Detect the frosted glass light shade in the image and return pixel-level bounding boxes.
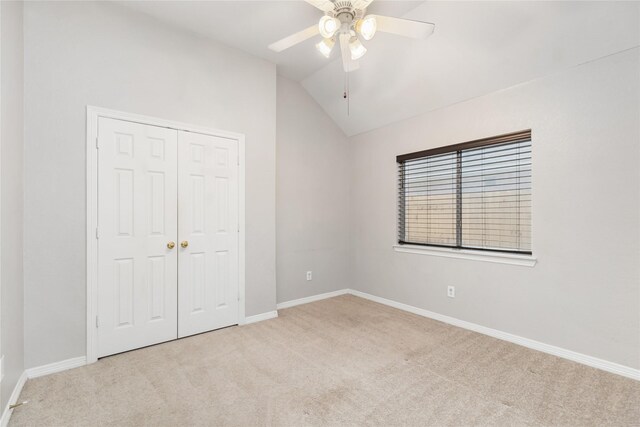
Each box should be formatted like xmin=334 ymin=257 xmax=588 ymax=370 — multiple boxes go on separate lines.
xmin=316 ymin=38 xmax=335 ymax=58
xmin=319 ymin=15 xmax=340 ymax=38
xmin=349 ymin=38 xmax=367 ymax=60
xmin=356 ymin=15 xmax=377 ymax=40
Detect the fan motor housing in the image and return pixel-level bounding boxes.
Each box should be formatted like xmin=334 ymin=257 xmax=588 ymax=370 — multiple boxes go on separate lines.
xmin=333 ymin=1 xmax=364 ymax=25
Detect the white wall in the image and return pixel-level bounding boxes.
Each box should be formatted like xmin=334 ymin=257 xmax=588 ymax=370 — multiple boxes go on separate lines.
xmin=350 ymin=48 xmax=640 ymax=369
xmin=1 ymin=0 xmax=25 ymax=410
xmin=23 ymin=1 xmax=276 ymax=368
xmin=276 ymin=76 xmax=351 ymax=303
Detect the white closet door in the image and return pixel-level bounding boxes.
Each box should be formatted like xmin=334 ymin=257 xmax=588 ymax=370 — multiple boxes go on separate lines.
xmin=97 ymin=118 xmax=178 ymax=357
xmin=177 ymin=131 xmax=239 ymax=338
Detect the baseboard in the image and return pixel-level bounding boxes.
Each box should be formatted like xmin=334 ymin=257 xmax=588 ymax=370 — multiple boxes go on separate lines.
xmin=1 ymin=357 xmax=88 ymax=425
xmin=244 ymin=310 xmax=278 ymax=325
xmin=0 ymin=370 xmax=28 ymax=427
xmin=277 ymin=289 xmax=351 ymax=310
xmin=25 ymin=356 xmax=87 ymax=379
xmin=8 ymin=287 xmax=636 ymax=413
xmin=349 ymin=289 xmax=640 ymax=381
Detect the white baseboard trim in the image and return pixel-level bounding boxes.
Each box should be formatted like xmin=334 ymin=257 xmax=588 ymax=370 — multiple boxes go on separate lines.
xmin=244 ymin=310 xmax=278 ymax=325
xmin=0 ymin=370 xmax=28 ymax=427
xmin=6 ymin=285 xmax=634 ymax=427
xmin=277 ymin=289 xmax=351 ymax=310
xmin=1 ymin=357 xmax=88 ymax=425
xmin=349 ymin=289 xmax=640 ymax=381
xmin=25 ymin=356 xmax=87 ymax=379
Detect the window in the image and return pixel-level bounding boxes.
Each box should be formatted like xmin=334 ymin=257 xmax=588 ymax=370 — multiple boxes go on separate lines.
xmin=397 ymin=130 xmax=531 ymax=254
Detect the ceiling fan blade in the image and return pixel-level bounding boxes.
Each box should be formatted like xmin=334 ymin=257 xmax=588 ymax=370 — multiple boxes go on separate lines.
xmin=268 ymin=25 xmax=320 ymax=52
xmin=373 ymin=15 xmax=435 ymax=39
xmin=339 ymin=33 xmax=359 ymax=72
xmin=305 ymin=0 xmax=335 ymax=12
xmin=352 ymin=0 xmax=373 ymax=11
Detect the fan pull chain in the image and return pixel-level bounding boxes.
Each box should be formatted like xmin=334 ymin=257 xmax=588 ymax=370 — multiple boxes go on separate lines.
xmin=343 ymin=70 xmax=350 ymax=116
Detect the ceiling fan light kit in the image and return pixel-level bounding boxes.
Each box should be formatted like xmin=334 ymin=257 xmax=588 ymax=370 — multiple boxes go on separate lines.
xmin=269 ymin=0 xmax=435 ymax=113
xmin=269 ymin=0 xmax=435 ymax=111
xmin=268 ymin=0 xmax=435 ymax=73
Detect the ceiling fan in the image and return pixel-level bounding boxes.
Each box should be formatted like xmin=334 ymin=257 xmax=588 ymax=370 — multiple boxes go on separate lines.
xmin=268 ymin=0 xmax=435 ymax=72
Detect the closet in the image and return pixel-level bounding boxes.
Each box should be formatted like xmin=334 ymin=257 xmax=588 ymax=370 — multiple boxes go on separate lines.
xmin=96 ymin=117 xmax=239 ymax=357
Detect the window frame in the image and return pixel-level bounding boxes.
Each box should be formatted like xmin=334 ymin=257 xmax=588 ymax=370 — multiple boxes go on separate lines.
xmin=397 ymin=130 xmax=532 ymax=256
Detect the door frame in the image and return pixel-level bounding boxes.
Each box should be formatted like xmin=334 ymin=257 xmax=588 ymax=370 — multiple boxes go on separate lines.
xmin=85 ymin=106 xmax=246 ymax=364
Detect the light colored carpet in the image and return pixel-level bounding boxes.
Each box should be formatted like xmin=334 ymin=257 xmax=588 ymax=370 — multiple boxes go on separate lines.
xmin=10 ymin=295 xmax=640 ymax=426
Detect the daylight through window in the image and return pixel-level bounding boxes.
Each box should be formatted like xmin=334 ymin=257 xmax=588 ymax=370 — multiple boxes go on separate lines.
xmin=397 ymin=130 xmax=532 ymax=254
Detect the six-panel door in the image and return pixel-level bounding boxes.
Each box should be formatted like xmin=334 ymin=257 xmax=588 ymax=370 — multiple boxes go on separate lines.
xmin=177 ymin=131 xmax=239 ymax=338
xmin=97 ymin=118 xmax=179 ymax=357
xmin=97 ymin=118 xmax=239 ymax=357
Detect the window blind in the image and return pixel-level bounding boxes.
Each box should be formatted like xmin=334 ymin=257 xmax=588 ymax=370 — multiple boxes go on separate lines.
xmin=398 ymin=130 xmax=531 ymax=254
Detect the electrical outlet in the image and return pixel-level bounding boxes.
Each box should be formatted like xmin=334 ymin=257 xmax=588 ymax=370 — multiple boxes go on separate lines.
xmin=447 ymin=286 xmax=455 ymax=298
xmin=306 ymin=271 xmax=313 ymax=281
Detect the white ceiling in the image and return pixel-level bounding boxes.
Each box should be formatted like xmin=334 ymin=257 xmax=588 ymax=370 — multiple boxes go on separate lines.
xmin=118 ymin=0 xmax=423 ymax=81
xmin=118 ymin=1 xmax=640 ymax=136
xmin=302 ymin=1 xmax=640 ymax=135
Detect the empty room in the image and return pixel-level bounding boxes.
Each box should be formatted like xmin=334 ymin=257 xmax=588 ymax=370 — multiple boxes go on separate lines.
xmin=0 ymin=0 xmax=639 ymax=425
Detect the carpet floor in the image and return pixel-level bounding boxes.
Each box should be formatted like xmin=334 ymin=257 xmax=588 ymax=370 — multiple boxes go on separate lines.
xmin=9 ymin=295 xmax=640 ymax=426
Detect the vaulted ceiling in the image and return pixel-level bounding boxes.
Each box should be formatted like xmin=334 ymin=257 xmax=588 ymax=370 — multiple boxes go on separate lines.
xmin=119 ymin=1 xmax=422 ymax=81
xmin=120 ymin=1 xmax=640 ymax=136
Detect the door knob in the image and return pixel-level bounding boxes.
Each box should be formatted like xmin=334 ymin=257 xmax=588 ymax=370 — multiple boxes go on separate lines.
xmin=181 ymin=241 xmax=189 ymax=248
xmin=167 ymin=241 xmax=176 ymax=249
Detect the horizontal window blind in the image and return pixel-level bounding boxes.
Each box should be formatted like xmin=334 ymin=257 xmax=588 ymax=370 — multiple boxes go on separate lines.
xmin=398 ymin=130 xmax=532 ymax=254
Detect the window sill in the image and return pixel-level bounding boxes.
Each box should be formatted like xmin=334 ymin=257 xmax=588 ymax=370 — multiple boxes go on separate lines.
xmin=392 ymin=244 xmax=537 ymax=267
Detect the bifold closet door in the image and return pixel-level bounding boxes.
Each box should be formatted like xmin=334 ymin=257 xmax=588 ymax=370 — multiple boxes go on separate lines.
xmin=177 ymin=131 xmax=239 ymax=338
xmin=97 ymin=118 xmax=179 ymax=358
